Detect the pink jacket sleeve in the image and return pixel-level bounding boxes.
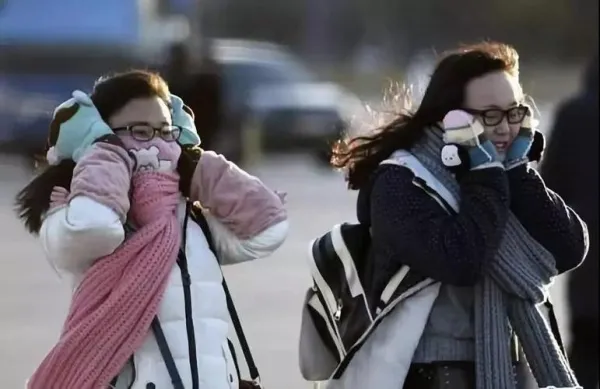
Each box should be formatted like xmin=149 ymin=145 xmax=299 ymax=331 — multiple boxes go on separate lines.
xmin=39 ymin=143 xmax=134 ymax=277
xmin=190 ymin=151 xmax=287 ymax=239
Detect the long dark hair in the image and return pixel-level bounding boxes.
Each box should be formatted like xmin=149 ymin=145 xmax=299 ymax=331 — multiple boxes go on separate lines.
xmin=332 ymin=41 xmax=520 ymax=190
xmin=15 ymin=70 xmax=202 ymax=234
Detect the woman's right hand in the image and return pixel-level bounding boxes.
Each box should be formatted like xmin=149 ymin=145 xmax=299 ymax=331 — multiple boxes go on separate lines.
xmin=51 ymin=90 xmax=113 ymax=163
xmin=68 ymin=141 xmax=136 ymax=223
xmin=442 ymin=110 xmax=500 ymax=170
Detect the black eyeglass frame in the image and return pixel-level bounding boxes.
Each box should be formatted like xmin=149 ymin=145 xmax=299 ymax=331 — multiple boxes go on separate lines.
xmin=463 ymin=105 xmax=529 ymax=127
xmin=112 ymin=124 xmax=183 ymax=142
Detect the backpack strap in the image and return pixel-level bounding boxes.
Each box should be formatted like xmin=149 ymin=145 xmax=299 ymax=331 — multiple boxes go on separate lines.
xmin=191 ymin=207 xmax=262 ymax=385
xmin=116 ymin=207 xmax=262 ymax=387
xmin=151 ymin=317 xmax=185 ymax=389
xmin=177 ymin=206 xmax=200 ymax=389
xmin=381 ymin=150 xmax=459 ymax=212
xmin=120 ymin=224 xmax=186 ymax=389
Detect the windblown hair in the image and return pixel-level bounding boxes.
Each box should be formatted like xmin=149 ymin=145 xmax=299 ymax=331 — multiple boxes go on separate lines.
xmin=332 ymin=41 xmax=520 ymax=190
xmin=15 ymin=70 xmax=202 ymax=234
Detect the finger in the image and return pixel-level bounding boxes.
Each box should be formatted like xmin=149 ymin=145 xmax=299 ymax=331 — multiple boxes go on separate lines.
xmin=50 ymin=186 xmax=70 ymax=209
xmin=71 ymin=90 xmax=93 ymax=106
xmin=443 ymin=110 xmax=474 ymax=130
xmin=170 ymin=94 xmax=184 ymax=109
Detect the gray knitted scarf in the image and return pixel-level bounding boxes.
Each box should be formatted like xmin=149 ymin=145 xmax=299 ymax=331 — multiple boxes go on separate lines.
xmin=409 ymin=127 xmax=578 ymax=389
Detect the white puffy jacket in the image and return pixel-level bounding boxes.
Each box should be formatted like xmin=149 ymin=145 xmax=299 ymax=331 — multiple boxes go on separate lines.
xmin=40 ymin=196 xmax=289 ymax=389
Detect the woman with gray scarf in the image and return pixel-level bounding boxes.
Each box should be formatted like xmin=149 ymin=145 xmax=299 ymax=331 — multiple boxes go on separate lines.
xmin=330 ymin=42 xmax=588 ymax=389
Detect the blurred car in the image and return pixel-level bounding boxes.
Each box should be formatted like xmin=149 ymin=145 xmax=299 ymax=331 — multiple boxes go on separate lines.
xmin=212 ymin=39 xmax=362 ymax=164
xmin=0 ymin=45 xmax=146 ymax=156
xmin=0 ymin=40 xmax=361 ymax=165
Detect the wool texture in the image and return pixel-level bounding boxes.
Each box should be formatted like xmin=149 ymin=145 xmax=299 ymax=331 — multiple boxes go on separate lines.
xmin=27 ymin=171 xmax=182 ymax=389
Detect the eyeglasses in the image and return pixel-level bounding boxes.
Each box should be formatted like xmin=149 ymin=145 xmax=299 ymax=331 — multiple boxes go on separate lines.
xmin=464 ymin=105 xmax=529 ymax=127
xmin=112 ymin=124 xmax=182 ymax=142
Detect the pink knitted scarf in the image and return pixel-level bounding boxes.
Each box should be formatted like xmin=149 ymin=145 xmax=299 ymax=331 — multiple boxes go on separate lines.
xmin=28 ymin=172 xmax=182 ymax=389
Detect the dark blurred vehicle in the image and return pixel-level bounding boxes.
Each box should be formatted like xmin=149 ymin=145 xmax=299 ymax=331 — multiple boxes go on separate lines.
xmin=0 ymin=45 xmax=146 ymax=157
xmin=0 ymin=40 xmax=361 ymax=165
xmin=211 ymin=39 xmax=361 ymax=164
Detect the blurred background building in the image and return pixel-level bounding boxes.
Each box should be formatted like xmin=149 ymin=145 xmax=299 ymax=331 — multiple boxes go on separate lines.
xmin=0 ymin=1 xmax=597 ymax=388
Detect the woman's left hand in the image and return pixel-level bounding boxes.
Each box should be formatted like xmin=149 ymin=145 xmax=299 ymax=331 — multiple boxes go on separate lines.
xmin=505 ymin=107 xmax=535 ymax=169
xmin=170 ymin=94 xmax=201 ymax=146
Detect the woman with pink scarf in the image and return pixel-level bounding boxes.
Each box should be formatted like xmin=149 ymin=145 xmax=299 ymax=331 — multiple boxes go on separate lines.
xmin=15 ymin=70 xmax=289 ymax=389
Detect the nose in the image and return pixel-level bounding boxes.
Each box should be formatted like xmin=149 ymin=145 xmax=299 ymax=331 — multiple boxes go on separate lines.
xmin=493 ymin=118 xmax=510 ymax=135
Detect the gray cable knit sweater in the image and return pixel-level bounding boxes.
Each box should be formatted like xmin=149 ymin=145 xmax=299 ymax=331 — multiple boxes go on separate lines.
xmin=357 ymin=162 xmax=587 ymax=363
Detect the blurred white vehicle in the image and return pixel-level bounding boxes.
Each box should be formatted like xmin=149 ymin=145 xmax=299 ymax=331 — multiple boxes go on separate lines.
xmin=212 ymin=39 xmax=363 ymax=164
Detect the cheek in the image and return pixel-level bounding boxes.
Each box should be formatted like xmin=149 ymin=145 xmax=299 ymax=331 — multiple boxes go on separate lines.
xmin=483 ymin=126 xmax=496 ymax=139
xmin=116 ymin=133 xmax=147 ymax=150
xmin=146 ymin=138 xmax=181 ymax=162
xmin=117 ymin=134 xmax=181 ymax=161
xmin=162 ymin=141 xmax=182 ymax=161
xmin=509 ymin=124 xmax=521 ymax=140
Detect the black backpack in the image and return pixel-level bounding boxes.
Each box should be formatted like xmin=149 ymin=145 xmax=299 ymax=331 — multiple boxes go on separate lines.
xmin=299 ymin=222 xmax=435 ymax=381
xmin=299 ymin=150 xmax=567 ymax=382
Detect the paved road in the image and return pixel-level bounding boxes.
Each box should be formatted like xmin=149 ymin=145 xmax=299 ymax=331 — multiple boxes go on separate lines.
xmin=0 ymin=150 xmax=573 ymax=389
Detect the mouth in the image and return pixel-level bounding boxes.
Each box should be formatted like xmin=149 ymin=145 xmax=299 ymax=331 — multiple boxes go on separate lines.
xmin=493 ymin=141 xmax=509 ymax=152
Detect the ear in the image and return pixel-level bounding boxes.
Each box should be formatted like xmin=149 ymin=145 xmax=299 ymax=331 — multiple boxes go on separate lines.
xmin=527 ymin=130 xmax=545 ymax=163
